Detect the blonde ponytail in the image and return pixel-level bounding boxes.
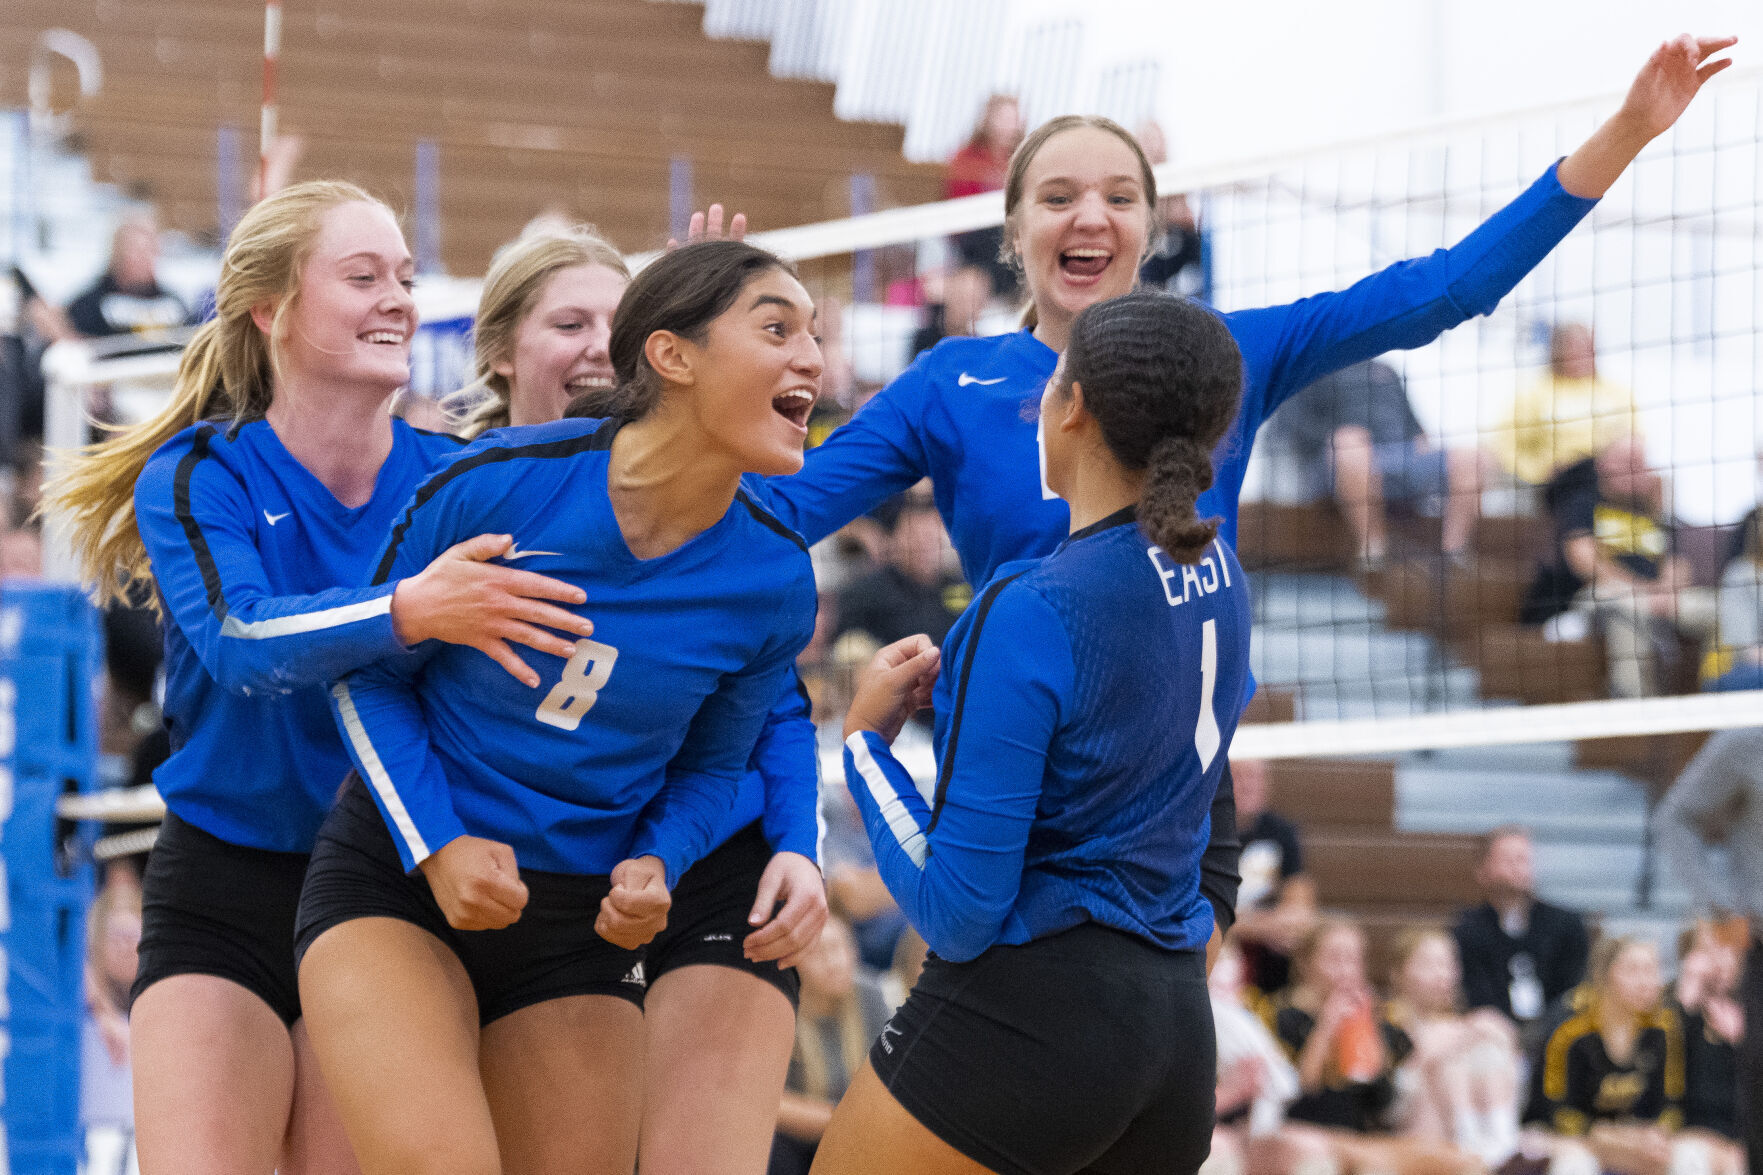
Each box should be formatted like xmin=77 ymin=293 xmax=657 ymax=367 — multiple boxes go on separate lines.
xmin=40 ymin=180 xmax=387 ymax=608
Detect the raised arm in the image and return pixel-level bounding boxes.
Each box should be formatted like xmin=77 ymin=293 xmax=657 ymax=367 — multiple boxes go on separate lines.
xmin=1230 ymin=33 xmax=1735 ymax=425
xmin=765 ymin=360 xmax=935 ymax=546
xmin=841 ymin=584 xmax=1069 ymax=962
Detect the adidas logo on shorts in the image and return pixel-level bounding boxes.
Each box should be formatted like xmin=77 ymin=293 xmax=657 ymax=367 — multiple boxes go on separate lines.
xmin=701 ymin=933 xmax=733 ymax=943
xmin=622 ymin=962 xmax=646 ymax=987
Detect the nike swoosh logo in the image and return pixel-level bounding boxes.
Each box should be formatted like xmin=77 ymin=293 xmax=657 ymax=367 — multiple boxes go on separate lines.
xmin=957 ymin=373 xmax=1007 ymax=386
xmin=263 ymin=510 xmax=289 ymax=526
xmin=503 ymin=543 xmax=562 ymax=561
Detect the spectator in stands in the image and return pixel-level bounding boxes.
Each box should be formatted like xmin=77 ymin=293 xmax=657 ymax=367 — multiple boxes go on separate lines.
xmin=1670 ymin=923 xmax=1744 ymax=1161
xmin=1534 ymin=937 xmax=1740 ymax=1175
xmin=0 ymin=524 xmax=42 ymax=580
xmin=1230 ymin=757 xmax=1317 ymax=995
xmin=834 ymin=498 xmax=968 ymax=651
xmin=1653 ymin=728 xmax=1763 ymax=1175
xmin=1204 ymin=941 xmax=1326 ymax=1175
xmin=1520 ymin=436 xmax=1719 ymax=697
xmin=1268 ymin=918 xmax=1481 ymax=1175
xmin=1499 ymin=323 xmax=1642 ymax=487
xmin=946 ymin=94 xmax=1023 ymax=298
xmin=822 ymin=779 xmax=909 ymax=974
xmin=769 ymin=917 xmax=894 ymax=1175
xmin=1275 ymin=359 xmax=1486 ymax=570
xmin=1134 ymin=121 xmax=1207 ymax=300
xmin=1453 ymin=826 xmax=1590 ymax=1034
xmin=908 ymin=264 xmax=992 ymax=360
xmin=1704 ymin=486 xmax=1763 ymax=691
xmin=66 ymin=211 xmax=192 ymax=340
xmin=82 ymin=881 xmax=140 ymax=1175
xmin=1 ymin=263 xmax=74 ymax=476
xmin=1385 ymin=928 xmax=1524 ymax=1166
xmin=1273 ymin=918 xmax=1413 ymax=1135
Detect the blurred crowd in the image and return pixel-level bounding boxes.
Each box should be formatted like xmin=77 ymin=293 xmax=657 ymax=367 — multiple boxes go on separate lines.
xmin=0 ymin=92 xmax=1757 ymax=1175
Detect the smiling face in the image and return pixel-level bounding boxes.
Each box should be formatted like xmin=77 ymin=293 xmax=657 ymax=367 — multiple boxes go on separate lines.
xmin=1012 ymin=125 xmax=1154 ymax=341
xmin=1397 ymin=933 xmax=1461 ymax=1015
xmin=672 ymin=267 xmax=822 ymax=476
xmin=498 ymin=262 xmax=627 ymax=426
xmin=273 ymin=200 xmax=417 ymax=397
xmin=1604 ymin=942 xmax=1663 ymax=1016
xmin=1307 ymin=924 xmax=1367 ymax=996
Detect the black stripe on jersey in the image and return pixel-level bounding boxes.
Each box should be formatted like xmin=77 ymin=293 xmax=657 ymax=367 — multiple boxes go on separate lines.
xmin=171 ymin=425 xmax=231 ymax=622
xmin=927 ymin=569 xmax=1029 ymax=833
xmin=411 ymin=426 xmax=470 ymax=446
xmin=734 ymin=488 xmax=808 ymax=554
xmin=1067 ymin=503 xmax=1138 ymax=544
xmin=371 ymin=418 xmax=621 ymax=585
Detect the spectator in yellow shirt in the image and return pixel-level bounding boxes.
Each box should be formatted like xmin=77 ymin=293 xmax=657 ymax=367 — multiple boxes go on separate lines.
xmin=1500 ymin=323 xmax=1643 ymax=485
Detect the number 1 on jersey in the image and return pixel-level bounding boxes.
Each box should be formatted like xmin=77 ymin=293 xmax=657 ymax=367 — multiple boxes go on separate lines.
xmin=1194 ymin=619 xmax=1220 ymax=770
xmin=536 ymin=638 xmax=619 ymax=730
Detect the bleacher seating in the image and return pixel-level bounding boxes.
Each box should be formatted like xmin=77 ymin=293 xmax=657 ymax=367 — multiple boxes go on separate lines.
xmin=0 ymin=0 xmax=944 ymax=272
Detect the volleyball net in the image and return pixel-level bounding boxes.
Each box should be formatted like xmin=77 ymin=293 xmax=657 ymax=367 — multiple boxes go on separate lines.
xmin=38 ymin=70 xmax=1763 ymax=771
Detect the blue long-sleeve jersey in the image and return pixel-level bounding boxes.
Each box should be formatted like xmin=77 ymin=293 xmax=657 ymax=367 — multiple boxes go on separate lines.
xmin=328 ymin=417 xmax=818 ymax=884
xmin=845 ymin=508 xmax=1252 ymax=962
xmin=136 ymin=418 xmax=466 ymax=852
xmin=768 ymin=162 xmax=1597 ymax=587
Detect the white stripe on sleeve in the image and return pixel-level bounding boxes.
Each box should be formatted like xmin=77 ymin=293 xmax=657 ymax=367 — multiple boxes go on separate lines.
xmin=331 ymin=681 xmax=431 ymax=864
xmin=845 ymin=732 xmax=927 ymax=868
xmin=221 ymin=594 xmax=393 ymax=640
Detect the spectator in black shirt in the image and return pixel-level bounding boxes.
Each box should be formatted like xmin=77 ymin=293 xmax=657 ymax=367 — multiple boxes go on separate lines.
xmin=1 ymin=264 xmax=73 ymax=473
xmin=1520 ymin=436 xmax=1719 ymax=696
xmin=1452 ymin=826 xmax=1589 ymax=1033
xmin=66 ymin=212 xmax=192 ymax=340
xmin=1274 ymin=358 xmax=1484 ymax=569
xmin=833 ymin=500 xmax=968 ymax=650
xmin=907 ymin=265 xmax=991 ymax=362
xmin=1134 ymin=122 xmax=1207 ymax=300
xmin=1230 ymin=758 xmax=1317 ymax=995
xmin=1671 ymin=925 xmax=1743 ymax=1151
xmin=1534 ymin=937 xmax=1742 ymax=1175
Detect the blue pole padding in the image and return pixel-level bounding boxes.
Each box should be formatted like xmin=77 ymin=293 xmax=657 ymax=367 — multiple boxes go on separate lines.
xmin=415 ymin=140 xmax=442 ymax=275
xmin=669 ymin=155 xmax=693 ymax=244
xmin=1 ymin=583 xmax=102 ymax=1175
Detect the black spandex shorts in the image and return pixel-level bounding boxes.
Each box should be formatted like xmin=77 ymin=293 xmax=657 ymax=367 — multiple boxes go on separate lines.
xmin=294 ymin=775 xmax=646 ymax=1026
xmin=132 ymin=810 xmax=309 ymax=1027
xmin=643 ymin=820 xmax=801 ymax=1006
xmin=871 ymin=922 xmax=1215 ymax=1175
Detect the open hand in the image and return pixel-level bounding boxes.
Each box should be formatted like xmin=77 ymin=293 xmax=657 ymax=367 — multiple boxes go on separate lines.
xmin=1619 ymin=35 xmax=1737 ymax=141
xmin=743 ymin=851 xmax=828 ymax=968
xmin=665 ymin=203 xmax=748 ymax=252
xmin=391 ymin=533 xmax=594 ymax=688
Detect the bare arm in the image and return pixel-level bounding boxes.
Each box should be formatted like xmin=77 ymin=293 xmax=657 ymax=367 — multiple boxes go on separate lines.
xmin=776 ymin=1091 xmax=836 ymax=1143
xmin=1557 ymin=35 xmax=1737 ymax=199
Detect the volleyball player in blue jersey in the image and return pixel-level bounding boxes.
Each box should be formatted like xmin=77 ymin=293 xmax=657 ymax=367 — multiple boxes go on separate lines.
xmin=42 ymin=183 xmax=596 ymax=1175
xmin=814 ymin=290 xmax=1248 ymax=1175
xmin=457 ymin=223 xmax=829 ymax=1174
xmin=767 ymin=34 xmax=1735 ymax=944
xmin=293 ymin=240 xmax=823 ymax=1175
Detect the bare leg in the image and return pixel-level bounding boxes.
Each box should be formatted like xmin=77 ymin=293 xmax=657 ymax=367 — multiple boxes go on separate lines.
xmin=479 ymin=994 xmax=646 ymax=1175
xmin=1330 ymin=426 xmax=1385 ymax=563
xmin=811 ymin=1063 xmax=995 ymax=1175
xmin=298 ymin=918 xmax=499 ymax=1175
xmin=282 ymin=1018 xmax=362 ymax=1175
xmin=639 ymin=965 xmax=797 ymax=1174
xmin=131 ymin=974 xmax=295 ymax=1175
xmin=1441 ymin=448 xmax=1484 ymax=556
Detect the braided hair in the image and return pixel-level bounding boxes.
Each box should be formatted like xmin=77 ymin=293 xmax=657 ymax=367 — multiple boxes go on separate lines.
xmin=1057 ymin=290 xmax=1242 ymax=562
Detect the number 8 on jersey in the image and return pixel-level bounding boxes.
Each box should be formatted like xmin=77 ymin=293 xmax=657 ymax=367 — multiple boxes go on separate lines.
xmin=536 ymin=638 xmax=619 ymax=730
